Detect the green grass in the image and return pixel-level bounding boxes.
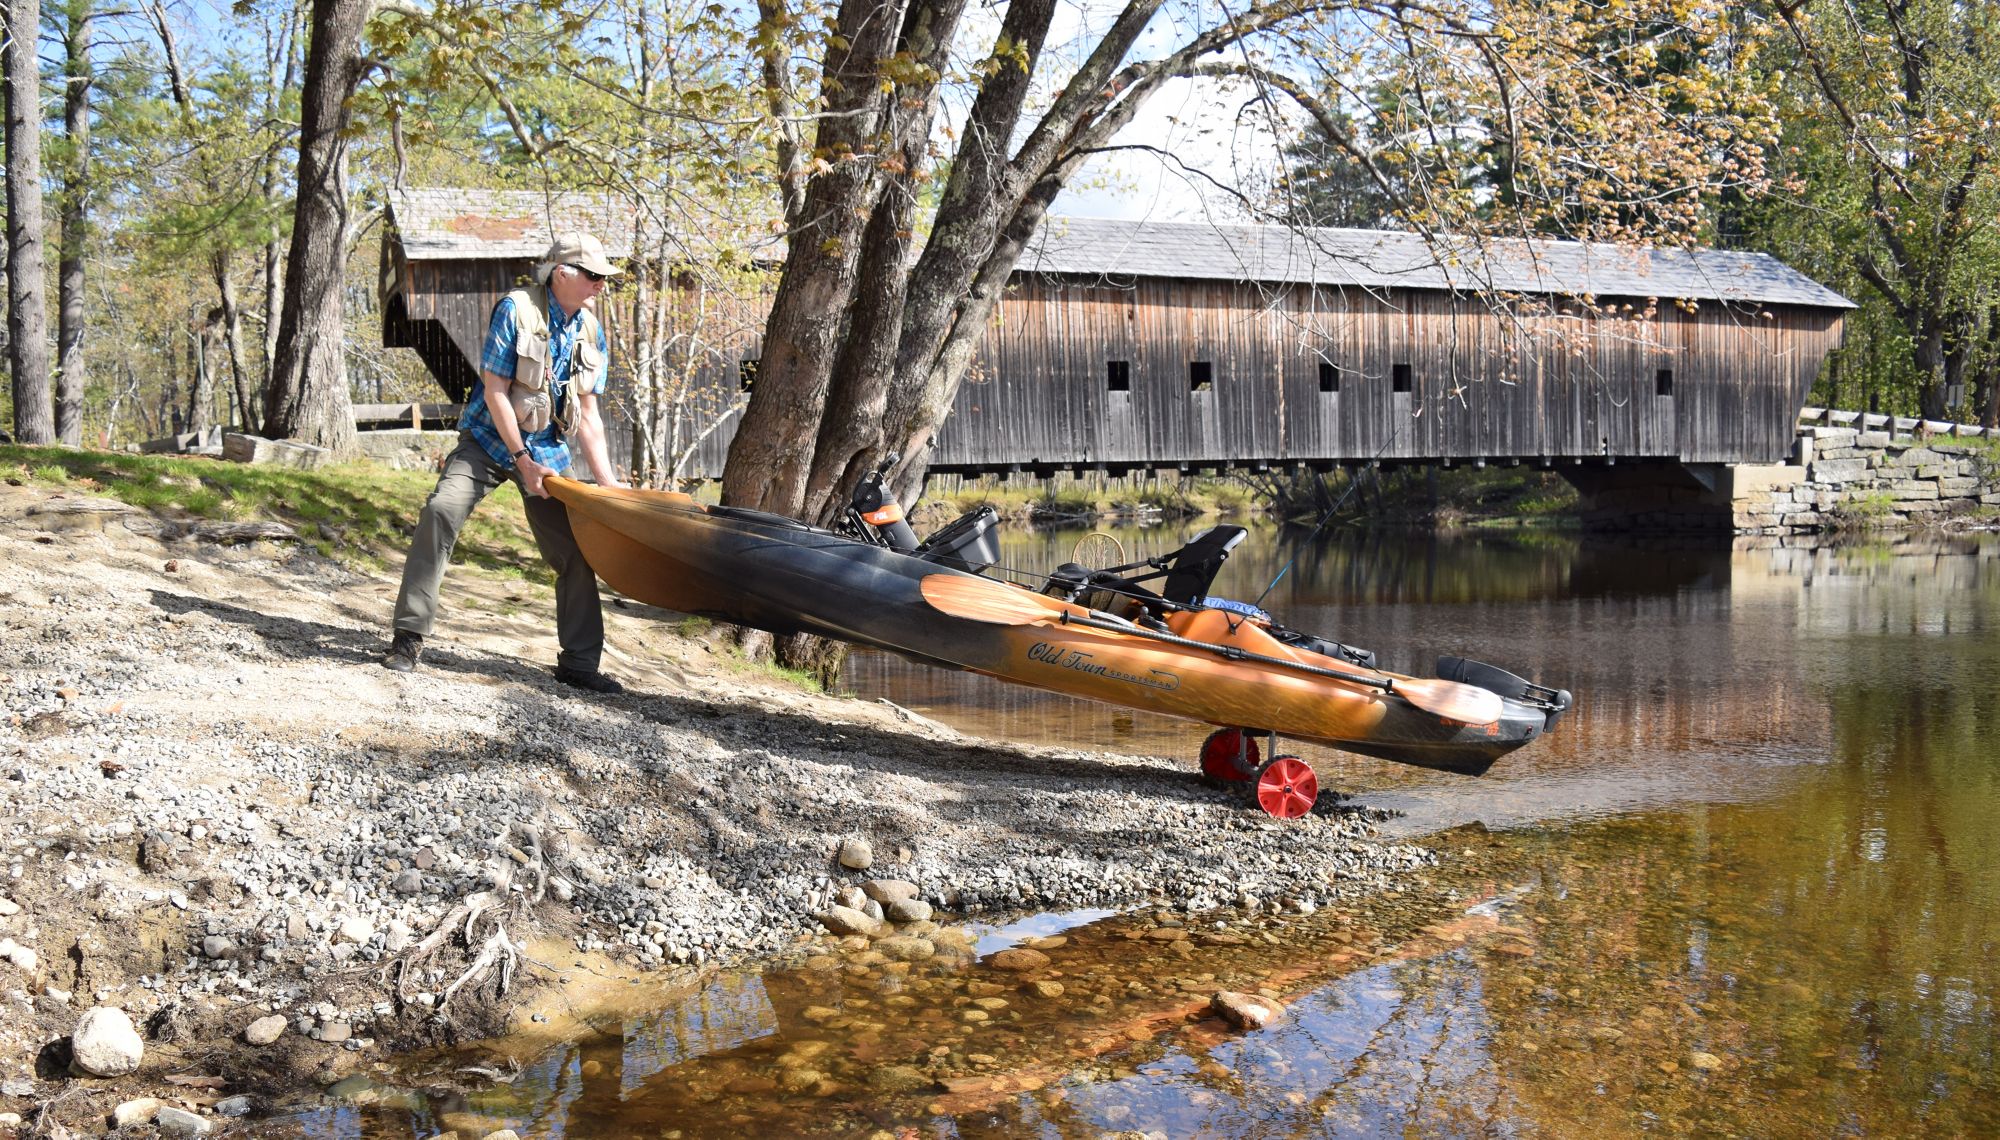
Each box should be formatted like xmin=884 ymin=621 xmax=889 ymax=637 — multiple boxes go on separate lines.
xmin=1030 ymin=486 xmax=1098 ymax=518
xmin=1827 ymin=489 xmax=1896 ymax=529
xmin=1 ymin=444 xmax=550 ymax=582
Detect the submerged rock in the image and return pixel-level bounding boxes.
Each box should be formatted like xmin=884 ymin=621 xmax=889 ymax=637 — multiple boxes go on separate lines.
xmin=989 ymin=948 xmax=1049 ymax=972
xmin=1211 ymin=990 xmax=1285 ymax=1030
xmin=876 ymin=935 xmax=935 ymax=962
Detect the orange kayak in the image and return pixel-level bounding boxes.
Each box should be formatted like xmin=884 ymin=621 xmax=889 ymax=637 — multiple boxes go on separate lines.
xmin=549 ymin=478 xmax=1570 ymax=809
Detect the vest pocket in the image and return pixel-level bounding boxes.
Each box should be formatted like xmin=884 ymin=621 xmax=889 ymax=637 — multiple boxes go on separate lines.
xmin=572 ymin=338 xmax=604 ymax=390
xmin=511 ymin=388 xmax=553 ymax=434
xmin=509 ymin=333 xmax=553 ymax=432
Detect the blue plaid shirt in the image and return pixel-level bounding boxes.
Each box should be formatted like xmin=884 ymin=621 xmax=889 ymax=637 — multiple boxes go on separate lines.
xmin=461 ymin=293 xmax=607 ymax=472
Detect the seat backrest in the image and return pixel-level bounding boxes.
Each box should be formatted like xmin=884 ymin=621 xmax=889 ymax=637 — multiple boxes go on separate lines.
xmin=1160 ymin=525 xmax=1247 ymax=604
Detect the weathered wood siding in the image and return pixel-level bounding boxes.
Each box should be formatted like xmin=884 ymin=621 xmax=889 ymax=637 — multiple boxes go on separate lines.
xmin=936 ymin=276 xmax=1841 ymax=470
xmin=385 ymin=257 xmax=1843 ymax=475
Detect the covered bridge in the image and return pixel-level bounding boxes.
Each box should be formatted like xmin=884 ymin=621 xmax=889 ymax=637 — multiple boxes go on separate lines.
xmin=380 ymin=192 xmax=1853 ymax=479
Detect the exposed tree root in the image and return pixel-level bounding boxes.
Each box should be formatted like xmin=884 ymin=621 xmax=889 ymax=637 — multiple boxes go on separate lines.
xmin=384 ymin=818 xmax=571 ymax=1016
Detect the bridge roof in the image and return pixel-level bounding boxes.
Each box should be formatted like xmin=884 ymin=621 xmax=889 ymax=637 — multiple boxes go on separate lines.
xmin=388 ymin=188 xmax=640 ymax=260
xmin=386 ymin=189 xmax=1850 ymax=309
xmin=1021 ymin=217 xmax=1855 ymax=309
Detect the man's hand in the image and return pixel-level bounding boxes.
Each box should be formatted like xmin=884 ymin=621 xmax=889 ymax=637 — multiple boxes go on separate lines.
xmin=519 ymin=456 xmax=550 ymax=498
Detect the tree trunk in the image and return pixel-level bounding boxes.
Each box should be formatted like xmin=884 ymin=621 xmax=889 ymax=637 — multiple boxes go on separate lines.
xmin=261 ymin=0 xmax=362 ymax=454
xmin=261 ymin=3 xmax=299 ymax=384
xmin=189 ymin=320 xmax=214 ymax=433
xmin=802 ymin=0 xmax=974 ymax=521
xmin=716 ymin=0 xmax=913 ymax=516
xmin=54 ymin=0 xmax=91 ymax=446
xmin=213 ymin=250 xmax=249 ymax=425
xmin=4 ymin=0 xmax=54 ymax=444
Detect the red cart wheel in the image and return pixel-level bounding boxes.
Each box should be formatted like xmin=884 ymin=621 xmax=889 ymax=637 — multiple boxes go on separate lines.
xmin=1199 ymin=728 xmax=1262 ymax=782
xmin=1254 ymin=756 xmax=1318 ymax=819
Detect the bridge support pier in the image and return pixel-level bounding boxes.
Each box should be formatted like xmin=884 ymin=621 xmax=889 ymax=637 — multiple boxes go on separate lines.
xmin=1559 ymin=461 xmax=1742 ymax=533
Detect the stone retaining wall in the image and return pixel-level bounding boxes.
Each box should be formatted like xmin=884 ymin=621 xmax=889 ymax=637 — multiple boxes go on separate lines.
xmin=1730 ymin=426 xmax=2000 ymax=533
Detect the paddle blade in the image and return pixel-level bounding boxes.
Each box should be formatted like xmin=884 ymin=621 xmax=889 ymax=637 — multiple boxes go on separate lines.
xmin=1394 ymin=677 xmax=1505 ymax=725
xmin=921 ymin=574 xmax=1068 ymax=625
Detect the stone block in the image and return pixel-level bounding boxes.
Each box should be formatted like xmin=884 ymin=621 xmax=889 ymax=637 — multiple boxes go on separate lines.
xmin=1787 ymin=512 xmax=1822 ymax=528
xmin=1936 ymin=477 xmax=1982 ymax=496
xmin=1896 ymin=448 xmax=1943 ymax=467
xmin=355 ymin=429 xmax=457 ymax=471
xmin=140 ymin=427 xmax=224 ymax=455
xmin=1726 ymin=463 xmax=1806 ymax=499
xmin=1895 ymin=499 xmax=1946 ymax=513
xmin=1984 ymin=492 xmax=2000 ymax=505
xmin=1808 ymin=458 xmax=1869 ymax=484
xmin=1856 ymin=431 xmax=1892 ymax=448
xmin=1885 ymin=481 xmax=1939 ymax=499
xmin=1807 ymin=427 xmax=1857 ymax=445
xmin=223 ymin=433 xmax=330 ymax=470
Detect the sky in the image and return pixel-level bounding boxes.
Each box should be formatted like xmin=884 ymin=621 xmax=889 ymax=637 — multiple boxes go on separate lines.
xmin=942 ymin=0 xmax=1302 ymax=225
xmin=1057 ymin=75 xmax=1291 ymax=223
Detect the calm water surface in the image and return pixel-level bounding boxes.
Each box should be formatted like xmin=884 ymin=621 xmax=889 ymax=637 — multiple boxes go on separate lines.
xmin=274 ymin=526 xmax=2000 ymax=1137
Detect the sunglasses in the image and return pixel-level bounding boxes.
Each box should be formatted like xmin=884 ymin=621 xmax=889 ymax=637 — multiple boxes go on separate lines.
xmin=567 ymin=264 xmax=608 ymax=283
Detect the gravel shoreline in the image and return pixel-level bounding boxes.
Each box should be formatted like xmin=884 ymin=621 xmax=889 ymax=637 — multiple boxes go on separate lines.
xmin=0 ymin=480 xmax=1436 ymax=1130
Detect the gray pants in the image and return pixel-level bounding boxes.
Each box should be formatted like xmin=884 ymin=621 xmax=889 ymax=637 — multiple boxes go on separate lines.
xmin=393 ymin=434 xmax=604 ymax=673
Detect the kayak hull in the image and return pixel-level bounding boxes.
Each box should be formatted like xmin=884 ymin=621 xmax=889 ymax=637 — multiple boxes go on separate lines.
xmin=550 ymin=479 xmax=1555 ymax=776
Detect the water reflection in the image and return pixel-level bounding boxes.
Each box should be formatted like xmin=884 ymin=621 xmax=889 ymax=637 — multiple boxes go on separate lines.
xmin=263 ymin=529 xmax=2000 ymax=1137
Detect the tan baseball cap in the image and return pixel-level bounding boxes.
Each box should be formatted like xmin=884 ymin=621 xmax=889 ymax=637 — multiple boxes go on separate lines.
xmin=534 ymin=230 xmax=621 ymax=282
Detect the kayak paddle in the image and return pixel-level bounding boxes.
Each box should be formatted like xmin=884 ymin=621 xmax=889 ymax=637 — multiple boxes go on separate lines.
xmin=920 ymin=574 xmax=1504 ymax=725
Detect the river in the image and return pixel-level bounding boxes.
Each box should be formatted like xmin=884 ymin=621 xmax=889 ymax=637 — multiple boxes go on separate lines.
xmin=269 ymin=524 xmax=2000 ymax=1137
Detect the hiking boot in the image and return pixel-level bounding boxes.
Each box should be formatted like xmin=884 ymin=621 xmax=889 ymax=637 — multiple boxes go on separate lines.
xmin=382 ymin=630 xmax=423 ymax=673
xmin=554 ymin=665 xmax=625 ymax=695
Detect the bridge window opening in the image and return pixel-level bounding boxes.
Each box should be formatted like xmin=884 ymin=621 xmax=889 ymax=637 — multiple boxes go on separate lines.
xmin=1107 ymin=360 xmax=1131 ymax=391
xmin=1189 ymin=361 xmax=1213 ymax=392
xmin=739 ymin=358 xmax=759 ymax=391
xmin=1655 ymin=367 xmax=1674 ymax=396
xmin=1318 ymin=362 xmax=1340 ymax=393
xmin=1392 ymin=363 xmax=1412 ymax=392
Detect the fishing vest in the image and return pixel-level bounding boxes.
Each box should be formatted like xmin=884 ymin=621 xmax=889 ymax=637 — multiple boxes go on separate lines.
xmin=501 ymin=284 xmax=604 ymax=436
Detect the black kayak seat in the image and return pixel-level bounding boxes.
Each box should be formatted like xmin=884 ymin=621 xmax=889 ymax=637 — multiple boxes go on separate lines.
xmin=1160 ymin=526 xmax=1247 ymax=604
xmin=1047 ymin=525 xmax=1249 ymax=615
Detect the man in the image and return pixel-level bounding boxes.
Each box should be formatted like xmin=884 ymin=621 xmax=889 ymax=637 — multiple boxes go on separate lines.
xmin=381 ymin=230 xmax=626 ymax=694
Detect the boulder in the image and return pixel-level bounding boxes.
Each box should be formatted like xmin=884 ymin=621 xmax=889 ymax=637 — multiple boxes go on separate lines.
xmin=886 ymin=899 xmax=933 ymax=924
xmin=837 ymin=837 xmax=873 ymax=870
xmin=860 ymin=879 xmax=920 ymax=904
xmin=70 ymin=1006 xmax=144 ymax=1077
xmin=244 ymin=1014 xmax=288 ymax=1046
xmin=111 ymin=1098 xmax=162 ymax=1128
xmin=155 ymin=1105 xmax=213 ymax=1136
xmin=816 ymin=906 xmax=885 ymax=938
